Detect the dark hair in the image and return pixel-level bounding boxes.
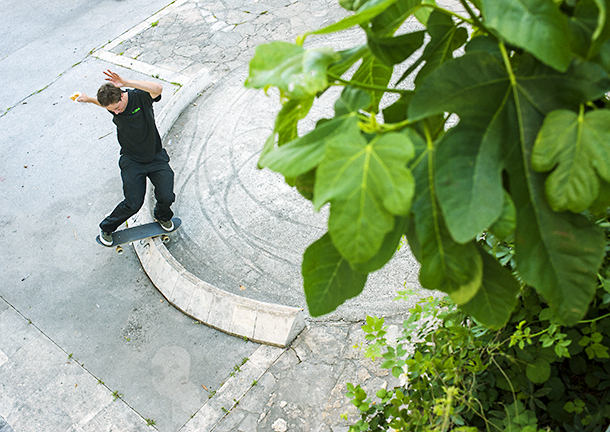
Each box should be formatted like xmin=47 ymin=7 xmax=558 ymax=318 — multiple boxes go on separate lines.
xmin=97 ymin=83 xmax=123 ymax=107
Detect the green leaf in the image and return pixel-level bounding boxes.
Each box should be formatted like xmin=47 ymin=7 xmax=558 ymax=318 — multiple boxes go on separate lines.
xmin=315 ymin=132 xmax=415 ymax=263
xmin=367 ymin=30 xmax=425 ymax=66
xmin=245 ymin=42 xmax=339 ymax=100
xmin=414 ymin=0 xmax=436 ymax=26
xmin=258 ymin=97 xmax=314 ymax=168
xmin=569 ymin=0 xmax=599 ymax=58
xmin=526 ymin=359 xmax=552 ymax=384
xmin=351 ymin=216 xmax=409 ymax=273
xmin=409 ymin=50 xmax=510 ymax=122
xmin=294 ymin=169 xmax=316 ymax=201
xmin=465 ymin=35 xmax=503 ymax=59
xmin=339 ymin=0 xmax=371 ymax=11
xmin=302 ymin=233 xmax=368 ymax=316
xmin=460 ymin=246 xmax=520 ymax=329
xmin=479 ymin=0 xmax=572 ymax=72
xmin=434 ymin=120 xmax=505 ymax=243
xmin=350 ymin=52 xmax=393 ymax=113
xmin=588 ymin=0 xmax=610 ymax=58
xmin=335 ymin=85 xmax=374 ymax=117
xmin=260 ymin=88 xmax=371 ymax=177
xmin=410 ymin=51 xmax=610 ymax=122
xmin=590 ymin=177 xmax=610 ymax=214
xmin=276 ymin=97 xmax=315 ymax=146
xmin=508 ymin=102 xmax=605 ymax=325
xmin=305 ymin=0 xmax=399 ymax=38
xmin=408 ymin=147 xmax=484 ymax=305
xmin=591 ymin=0 xmax=607 ymax=41
xmin=414 ymin=10 xmax=468 ymax=87
xmin=489 ymin=190 xmax=516 ymax=240
xmin=370 ymin=0 xmax=422 ymax=36
xmin=496 ymin=86 xmax=601 ymax=324
xmin=409 ymin=49 xmax=609 ymax=324
xmin=515 ymin=56 xmax=610 ymax=114
xmin=532 ymin=108 xmax=610 ymax=213
xmin=382 ymin=91 xmax=413 ymax=123
xmin=261 ymin=116 xmax=359 ymax=178
xmin=329 ymin=45 xmax=369 ymax=79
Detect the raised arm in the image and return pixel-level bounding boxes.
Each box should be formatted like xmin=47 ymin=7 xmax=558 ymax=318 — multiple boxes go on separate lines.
xmin=76 ymin=93 xmax=101 ymax=106
xmin=103 ymin=69 xmax=163 ymax=99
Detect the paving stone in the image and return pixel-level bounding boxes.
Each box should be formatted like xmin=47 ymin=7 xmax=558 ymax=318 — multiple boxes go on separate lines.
xmin=0 ymin=416 xmax=15 ymax=432
xmin=2 ymin=0 xmax=462 ymax=430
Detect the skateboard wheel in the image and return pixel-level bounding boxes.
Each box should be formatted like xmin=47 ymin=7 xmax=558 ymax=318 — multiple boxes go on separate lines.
xmin=116 ymin=246 xmax=124 ymax=254
xmin=161 ymin=234 xmax=170 ymax=243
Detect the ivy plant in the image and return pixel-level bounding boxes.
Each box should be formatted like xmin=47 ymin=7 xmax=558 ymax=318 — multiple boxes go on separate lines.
xmin=245 ymin=0 xmax=610 ymax=327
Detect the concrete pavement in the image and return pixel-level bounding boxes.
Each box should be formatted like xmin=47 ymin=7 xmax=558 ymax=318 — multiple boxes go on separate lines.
xmin=0 ymin=0 xmax=461 ymax=430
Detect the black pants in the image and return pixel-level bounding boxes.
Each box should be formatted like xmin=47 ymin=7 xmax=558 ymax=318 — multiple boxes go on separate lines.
xmin=100 ymin=149 xmax=175 ymax=233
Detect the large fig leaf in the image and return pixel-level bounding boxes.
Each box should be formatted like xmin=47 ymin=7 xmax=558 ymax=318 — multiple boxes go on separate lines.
xmin=414 ymin=10 xmax=468 ymax=87
xmin=328 ymin=45 xmax=369 ymax=79
xmin=261 ymin=116 xmax=360 ymax=178
xmin=304 ymin=0 xmax=399 ymax=38
xmin=479 ymin=0 xmax=572 ymax=72
xmin=370 ymin=0 xmax=422 ymax=36
xmin=258 ymin=97 xmax=314 ymax=168
xmin=409 ymin=48 xmax=609 ymax=323
xmin=302 ymin=233 xmax=368 ymax=316
xmin=507 ymin=65 xmax=606 ymax=325
xmin=245 ymin=42 xmax=339 ymax=100
xmin=315 ymin=131 xmax=415 ymax=263
xmin=434 ymin=119 xmax=505 ymax=243
xmin=408 ymin=135 xmax=484 ymax=305
xmin=532 ymin=108 xmax=610 ymax=213
xmin=413 ymin=204 xmax=484 ymax=305
xmin=460 ymin=246 xmax=520 ymax=329
xmin=260 ymin=88 xmax=371 ymax=177
xmin=511 ymin=140 xmax=605 ymax=325
xmin=397 ymin=10 xmax=469 ymax=87
xmin=351 ymin=52 xmax=393 ymax=113
xmin=489 ymin=190 xmax=517 ymax=240
xmin=367 ymin=30 xmax=425 ymax=67
xmin=350 ymin=216 xmax=409 ymax=274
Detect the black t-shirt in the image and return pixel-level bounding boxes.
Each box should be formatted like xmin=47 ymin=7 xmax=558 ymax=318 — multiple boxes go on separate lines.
xmin=111 ymin=89 xmax=162 ymax=163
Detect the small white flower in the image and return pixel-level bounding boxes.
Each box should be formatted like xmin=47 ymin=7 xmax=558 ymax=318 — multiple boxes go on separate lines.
xmin=398 ymin=364 xmax=409 ymax=387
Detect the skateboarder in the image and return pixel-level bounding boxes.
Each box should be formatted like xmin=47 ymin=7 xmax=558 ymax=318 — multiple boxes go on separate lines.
xmin=77 ymin=70 xmax=175 ymax=246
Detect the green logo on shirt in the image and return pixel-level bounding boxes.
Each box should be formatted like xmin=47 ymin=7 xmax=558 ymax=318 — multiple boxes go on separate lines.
xmin=132 ymin=107 xmax=141 ymax=114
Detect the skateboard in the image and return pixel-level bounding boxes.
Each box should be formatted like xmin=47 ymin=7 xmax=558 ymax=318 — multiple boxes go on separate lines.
xmin=96 ymin=218 xmax=182 ymax=254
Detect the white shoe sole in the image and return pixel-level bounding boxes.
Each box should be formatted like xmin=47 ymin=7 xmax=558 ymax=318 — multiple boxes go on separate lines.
xmin=159 ymin=221 xmax=174 ymax=232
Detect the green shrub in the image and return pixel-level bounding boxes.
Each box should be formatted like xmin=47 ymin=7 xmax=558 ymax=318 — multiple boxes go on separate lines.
xmin=346 ymin=219 xmax=610 ymax=431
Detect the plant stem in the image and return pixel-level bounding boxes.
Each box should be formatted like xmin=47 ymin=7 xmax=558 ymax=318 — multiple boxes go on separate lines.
xmin=499 ymin=41 xmax=516 ymax=87
xmin=458 ymin=0 xmax=485 ymax=29
xmin=380 ymin=118 xmax=412 ymax=132
xmin=491 ymin=356 xmax=518 ymax=406
xmin=425 ymin=3 xmax=475 ymax=25
xmin=579 ymin=311 xmax=610 ymax=324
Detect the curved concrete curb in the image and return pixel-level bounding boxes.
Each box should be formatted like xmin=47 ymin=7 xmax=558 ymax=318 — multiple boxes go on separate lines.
xmin=130 ymin=71 xmax=306 ymax=348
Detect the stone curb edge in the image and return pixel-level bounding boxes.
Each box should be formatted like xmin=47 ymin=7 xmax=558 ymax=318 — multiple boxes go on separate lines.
xmin=130 ymin=70 xmax=306 ymax=348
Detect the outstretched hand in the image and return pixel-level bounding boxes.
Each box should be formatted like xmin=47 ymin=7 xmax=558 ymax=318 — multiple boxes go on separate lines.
xmin=76 ymin=93 xmax=100 ymax=106
xmin=103 ymin=69 xmax=126 ymax=88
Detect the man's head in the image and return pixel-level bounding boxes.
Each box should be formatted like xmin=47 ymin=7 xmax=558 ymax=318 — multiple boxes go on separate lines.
xmin=97 ymin=83 xmax=127 ymax=114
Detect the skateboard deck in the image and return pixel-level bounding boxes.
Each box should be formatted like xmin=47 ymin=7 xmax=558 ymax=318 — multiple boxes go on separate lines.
xmin=96 ymin=217 xmax=182 ymax=254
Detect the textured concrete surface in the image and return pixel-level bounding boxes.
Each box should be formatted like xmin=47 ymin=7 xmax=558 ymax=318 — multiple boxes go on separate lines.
xmin=0 ymin=0 xmax=462 ymax=430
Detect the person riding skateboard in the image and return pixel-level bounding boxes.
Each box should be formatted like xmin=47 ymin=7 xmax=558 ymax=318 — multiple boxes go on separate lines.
xmin=78 ymin=70 xmax=176 ymax=246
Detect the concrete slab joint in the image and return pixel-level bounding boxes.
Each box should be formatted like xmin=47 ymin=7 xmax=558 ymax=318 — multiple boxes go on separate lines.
xmin=130 ymin=70 xmax=306 ymax=348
